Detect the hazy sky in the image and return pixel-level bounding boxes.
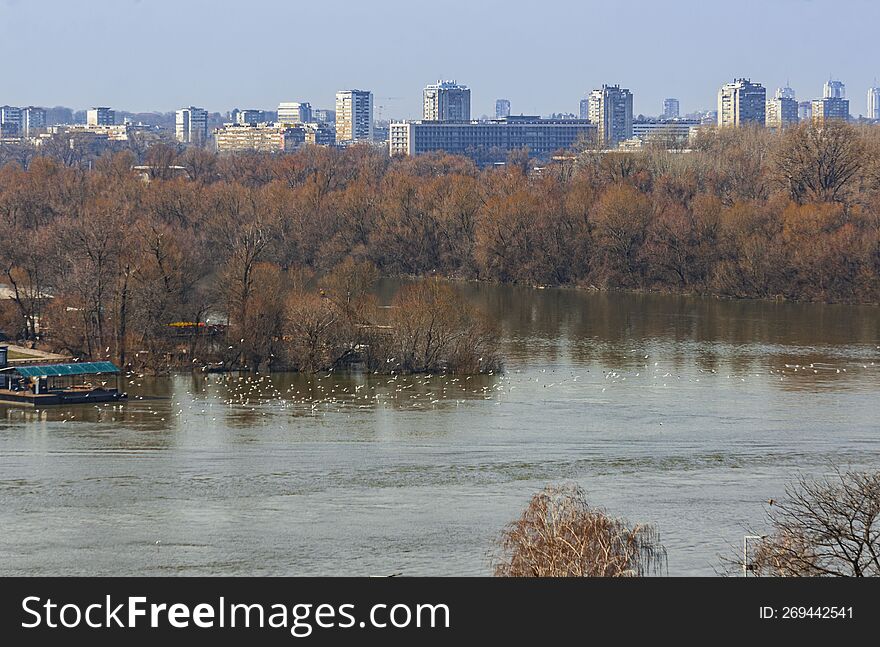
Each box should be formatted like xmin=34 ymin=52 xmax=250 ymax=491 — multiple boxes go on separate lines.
xmin=1 ymin=0 xmax=878 ymax=118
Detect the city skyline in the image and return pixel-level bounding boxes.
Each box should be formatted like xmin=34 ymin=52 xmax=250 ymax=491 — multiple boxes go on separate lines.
xmin=1 ymin=0 xmax=879 ymax=118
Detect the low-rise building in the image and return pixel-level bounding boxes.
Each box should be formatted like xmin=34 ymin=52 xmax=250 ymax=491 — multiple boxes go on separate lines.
xmin=632 ymin=118 xmax=700 ymax=144
xmin=214 ymin=122 xmax=306 ymax=153
xmin=389 ymin=116 xmax=596 ymax=161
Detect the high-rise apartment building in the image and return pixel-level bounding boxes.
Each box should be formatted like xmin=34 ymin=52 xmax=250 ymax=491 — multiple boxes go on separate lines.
xmin=867 ymin=87 xmax=880 ymax=120
xmin=277 ymin=102 xmax=312 ymax=125
xmin=423 ymin=80 xmax=471 ymax=122
xmin=0 ymin=105 xmax=22 ymax=137
xmin=812 ymin=97 xmax=849 ymax=123
xmin=766 ymin=90 xmax=798 ymax=130
xmin=798 ymin=101 xmax=813 ymax=122
xmin=588 ymin=84 xmax=633 ymax=147
xmin=335 ymin=90 xmax=373 ymax=143
xmin=777 ymin=84 xmax=796 ymax=100
xmin=717 ymin=79 xmax=766 ymax=127
xmin=579 ymin=97 xmax=589 ymax=120
xmin=87 ymin=107 xmax=115 ymax=126
xmin=495 ymin=99 xmax=511 ymax=119
xmin=662 ymin=98 xmax=680 ymax=119
xmin=22 ymin=107 xmax=46 ymax=137
xmin=175 ymin=107 xmax=209 ymax=145
xmin=823 ymin=79 xmax=846 ymax=99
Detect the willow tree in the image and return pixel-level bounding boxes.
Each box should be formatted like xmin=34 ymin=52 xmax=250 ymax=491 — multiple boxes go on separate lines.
xmin=494 ymin=484 xmax=667 ymax=577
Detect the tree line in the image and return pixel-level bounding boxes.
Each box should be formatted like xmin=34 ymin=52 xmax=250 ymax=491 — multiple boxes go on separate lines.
xmin=1 ymin=121 xmax=878 ymax=368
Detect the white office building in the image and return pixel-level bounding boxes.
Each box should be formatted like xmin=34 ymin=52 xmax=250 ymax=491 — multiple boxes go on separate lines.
xmin=87 ymin=107 xmax=115 ymax=126
xmin=278 ymin=102 xmax=313 ymax=125
xmin=867 ymin=87 xmax=880 ymax=120
xmin=175 ymin=107 xmax=209 ymax=145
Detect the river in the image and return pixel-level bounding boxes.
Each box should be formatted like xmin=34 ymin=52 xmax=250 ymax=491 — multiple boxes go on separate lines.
xmin=2 ymin=282 xmax=879 ymax=576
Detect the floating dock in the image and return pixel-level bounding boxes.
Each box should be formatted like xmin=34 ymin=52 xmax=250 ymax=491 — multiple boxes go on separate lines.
xmin=0 ymin=347 xmax=126 ymax=406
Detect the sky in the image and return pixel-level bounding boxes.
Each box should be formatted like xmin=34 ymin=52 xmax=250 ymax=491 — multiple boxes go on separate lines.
xmin=1 ymin=0 xmax=878 ymax=118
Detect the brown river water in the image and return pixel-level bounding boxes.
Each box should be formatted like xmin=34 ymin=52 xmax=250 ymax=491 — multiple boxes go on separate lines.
xmin=2 ymin=282 xmax=879 ymax=575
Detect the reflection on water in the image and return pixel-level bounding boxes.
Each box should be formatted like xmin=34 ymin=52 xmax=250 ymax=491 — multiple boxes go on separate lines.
xmin=1 ymin=282 xmax=879 ymax=576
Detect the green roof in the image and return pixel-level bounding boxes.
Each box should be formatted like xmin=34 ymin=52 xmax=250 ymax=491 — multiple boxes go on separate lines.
xmin=14 ymin=361 xmax=121 ymax=378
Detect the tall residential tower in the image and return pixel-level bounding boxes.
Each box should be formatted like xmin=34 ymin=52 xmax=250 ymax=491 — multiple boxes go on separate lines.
xmin=175 ymin=107 xmax=209 ymax=145
xmin=335 ymin=90 xmax=373 ymax=143
xmin=717 ymin=79 xmax=766 ymax=127
xmin=423 ymin=80 xmax=471 ymax=122
xmin=588 ymin=84 xmax=633 ymax=147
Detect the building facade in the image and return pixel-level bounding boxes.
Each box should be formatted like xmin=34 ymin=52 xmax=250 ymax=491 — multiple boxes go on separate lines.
xmin=495 ymin=99 xmax=511 ymax=119
xmin=22 ymin=107 xmax=47 ymax=137
xmin=175 ymin=107 xmax=209 ymax=145
xmin=823 ymin=79 xmax=846 ymax=99
xmin=632 ymin=118 xmax=699 ymax=144
xmin=335 ymin=90 xmax=373 ymax=143
xmin=235 ymin=109 xmax=265 ymax=125
xmin=87 ymin=107 xmax=115 ymax=126
xmin=662 ymin=98 xmax=680 ymax=119
xmin=304 ymin=122 xmax=336 ymax=147
xmin=215 ymin=123 xmax=306 ymax=153
xmin=389 ymin=116 xmax=596 ymax=161
xmin=812 ymin=97 xmax=849 ymax=123
xmin=765 ymin=96 xmax=798 ymax=129
xmin=588 ymin=84 xmax=633 ymax=147
xmin=0 ymin=105 xmax=22 ymax=137
xmin=867 ymin=87 xmax=880 ymax=120
xmin=423 ymin=80 xmax=471 ymax=122
xmin=277 ymin=102 xmax=312 ymax=125
xmin=798 ymin=101 xmax=813 ymax=122
xmin=717 ymin=79 xmax=766 ymax=127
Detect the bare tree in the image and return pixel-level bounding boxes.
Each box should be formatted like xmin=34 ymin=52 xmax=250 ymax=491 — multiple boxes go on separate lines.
xmin=746 ymin=469 xmax=880 ymax=577
xmin=773 ymin=121 xmax=865 ymax=204
xmin=494 ymin=484 xmax=667 ymax=577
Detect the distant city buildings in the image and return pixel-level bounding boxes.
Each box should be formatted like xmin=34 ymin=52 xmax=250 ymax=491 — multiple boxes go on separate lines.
xmin=389 ymin=116 xmax=596 ymax=161
xmin=798 ymin=101 xmax=813 ymax=122
xmin=235 ymin=109 xmax=264 ymax=125
xmin=304 ymin=122 xmax=336 ymax=147
xmin=495 ymin=99 xmax=511 ymax=119
xmin=766 ymin=88 xmax=798 ymax=129
xmin=579 ymin=97 xmax=589 ymax=120
xmin=812 ymin=96 xmax=849 ymax=123
xmin=717 ymin=79 xmax=766 ymax=127
xmin=335 ymin=89 xmax=373 ymax=143
xmin=22 ymin=107 xmax=46 ymax=137
xmin=632 ymin=118 xmax=700 ymax=144
xmin=313 ymin=109 xmax=335 ymax=124
xmin=87 ymin=107 xmax=115 ymax=126
xmin=0 ymin=106 xmax=22 ymax=137
xmin=588 ymin=84 xmax=633 ymax=147
xmin=867 ymin=86 xmax=880 ymax=120
xmin=175 ymin=107 xmax=209 ymax=145
xmin=423 ymin=80 xmax=471 ymax=122
xmin=215 ymin=122 xmax=305 ymax=153
xmin=777 ymin=84 xmax=796 ymax=100
xmin=277 ymin=102 xmax=312 ymax=125
xmin=823 ymin=79 xmax=846 ymax=99
xmin=662 ymin=98 xmax=680 ymax=119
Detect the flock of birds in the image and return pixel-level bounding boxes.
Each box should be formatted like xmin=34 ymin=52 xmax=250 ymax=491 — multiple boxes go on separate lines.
xmin=5 ymin=346 xmax=876 ymax=426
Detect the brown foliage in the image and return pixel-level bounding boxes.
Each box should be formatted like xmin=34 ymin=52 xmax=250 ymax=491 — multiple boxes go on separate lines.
xmin=494 ymin=484 xmax=667 ymax=577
